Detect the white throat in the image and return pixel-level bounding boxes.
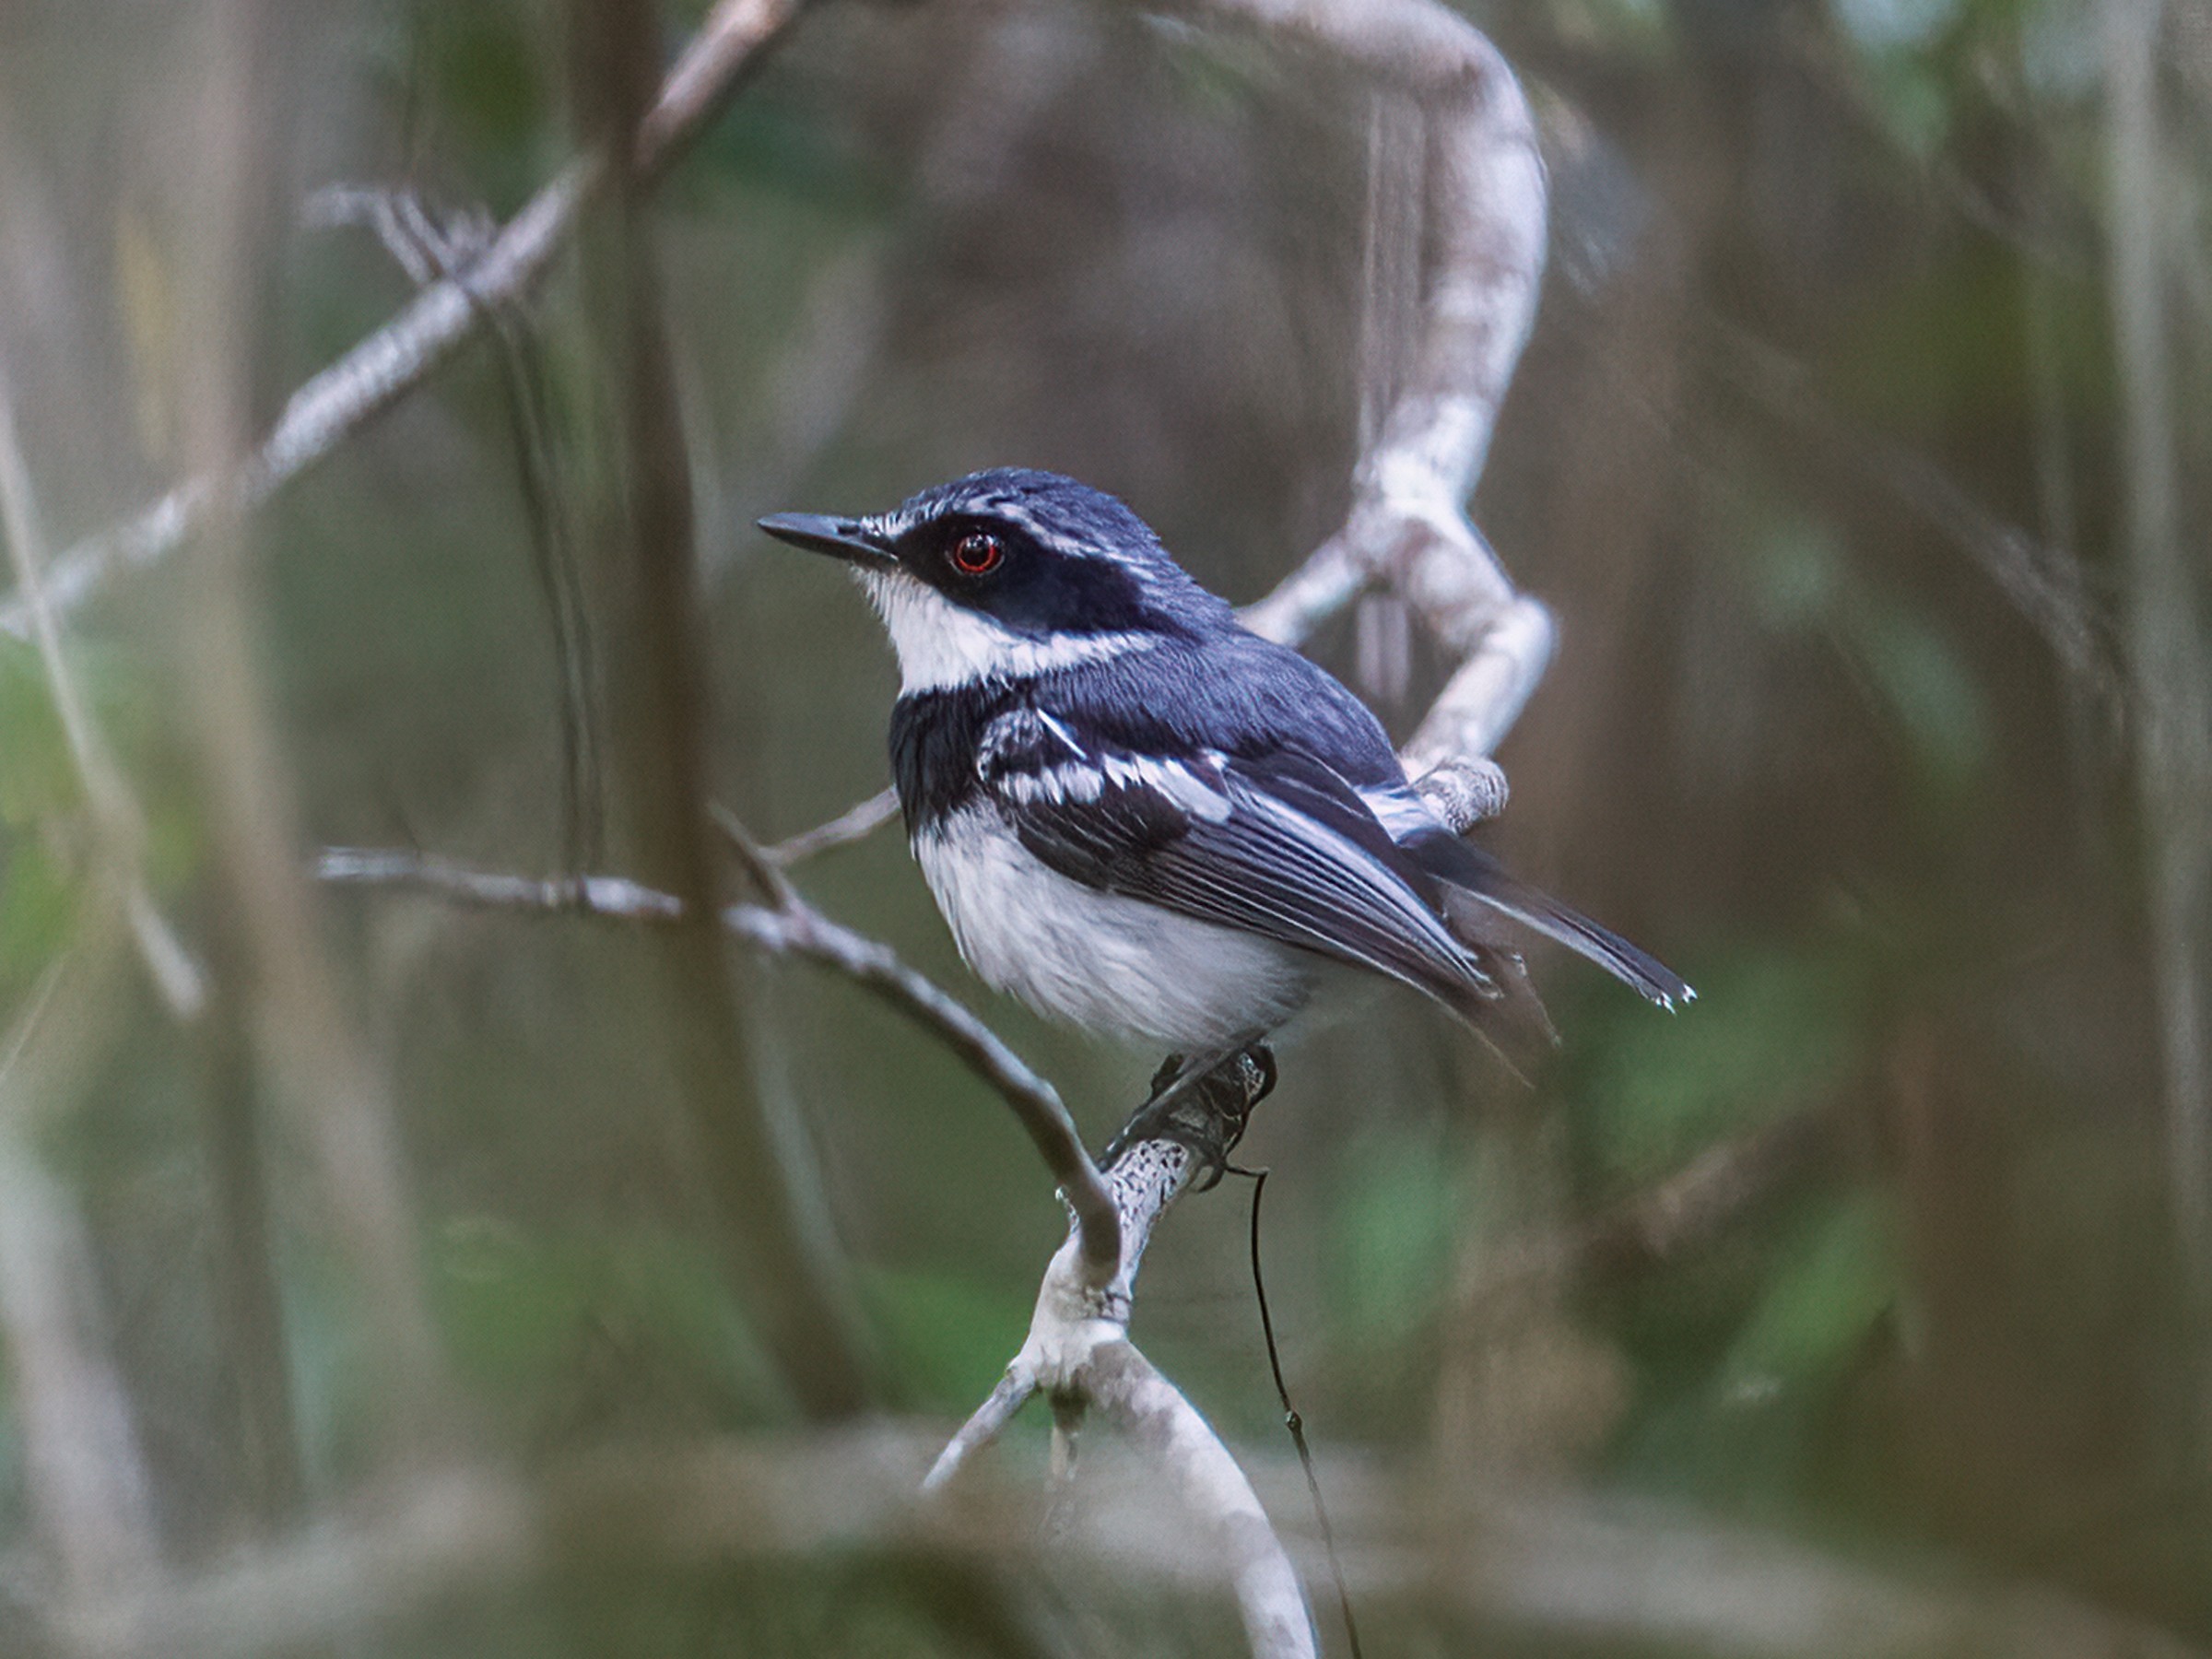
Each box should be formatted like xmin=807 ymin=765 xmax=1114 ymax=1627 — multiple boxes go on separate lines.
xmin=859 ymin=570 xmax=1149 ymax=692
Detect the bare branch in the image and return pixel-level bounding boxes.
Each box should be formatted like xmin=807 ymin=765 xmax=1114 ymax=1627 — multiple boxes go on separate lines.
xmin=1227 ymin=0 xmax=1552 ymax=767
xmin=0 ymin=0 xmax=802 ymax=644
xmin=313 ymin=846 xmax=1124 ymax=1290
xmin=925 ymin=1366 xmax=1040 ymax=1493
xmin=764 ymin=787 xmax=901 ymax=866
xmin=1088 ymin=1343 xmax=1315 ymax=1659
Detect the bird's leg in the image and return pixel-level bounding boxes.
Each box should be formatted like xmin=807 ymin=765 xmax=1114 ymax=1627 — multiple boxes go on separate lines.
xmin=1100 ymin=1041 xmax=1277 ymax=1189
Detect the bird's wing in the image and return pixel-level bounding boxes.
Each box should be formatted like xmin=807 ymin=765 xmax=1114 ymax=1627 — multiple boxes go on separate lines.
xmin=1358 ymin=781 xmax=1696 ymax=1010
xmin=976 ymin=709 xmax=1508 ymax=1023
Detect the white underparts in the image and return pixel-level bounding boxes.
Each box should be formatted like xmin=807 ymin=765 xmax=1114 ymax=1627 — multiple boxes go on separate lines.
xmin=914 ymin=806 xmax=1310 ymax=1049
xmin=858 ymin=570 xmax=1150 ymax=693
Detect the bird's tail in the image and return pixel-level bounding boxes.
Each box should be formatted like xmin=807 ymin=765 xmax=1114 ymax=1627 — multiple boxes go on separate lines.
xmin=1407 ymin=831 xmax=1694 ymax=1010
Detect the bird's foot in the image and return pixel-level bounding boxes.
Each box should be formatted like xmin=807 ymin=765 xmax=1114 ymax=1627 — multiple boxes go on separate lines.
xmin=1100 ymin=1042 xmax=1277 ymax=1191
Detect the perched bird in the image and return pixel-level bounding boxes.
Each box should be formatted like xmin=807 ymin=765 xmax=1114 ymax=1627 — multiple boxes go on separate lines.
xmin=760 ymin=468 xmax=1688 ymax=1082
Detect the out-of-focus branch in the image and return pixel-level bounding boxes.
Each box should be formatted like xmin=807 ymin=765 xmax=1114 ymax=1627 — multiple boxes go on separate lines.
xmin=173 ymin=0 xmax=454 ymax=1456
xmin=0 ymin=0 xmax=803 ymax=645
xmin=0 ymin=371 xmax=205 ymax=1019
xmin=1455 ymin=1101 xmax=1841 ymax=1319
xmin=568 ymin=0 xmax=870 ymax=1417
xmin=2102 ymin=0 xmax=2212 ymax=1421
xmin=50 ymin=1422 xmax=2210 ymax=1659
xmin=0 ymin=951 xmax=165 ymax=1626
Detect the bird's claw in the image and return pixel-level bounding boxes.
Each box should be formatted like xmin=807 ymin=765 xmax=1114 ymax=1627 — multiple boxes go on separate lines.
xmin=1100 ymin=1042 xmax=1277 ymax=1190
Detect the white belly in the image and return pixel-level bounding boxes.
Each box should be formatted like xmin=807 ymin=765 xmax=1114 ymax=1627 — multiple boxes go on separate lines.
xmin=914 ymin=806 xmax=1311 ymax=1050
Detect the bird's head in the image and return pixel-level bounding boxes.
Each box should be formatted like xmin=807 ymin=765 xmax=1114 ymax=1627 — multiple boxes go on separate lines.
xmin=759 ymin=468 xmax=1232 ymax=692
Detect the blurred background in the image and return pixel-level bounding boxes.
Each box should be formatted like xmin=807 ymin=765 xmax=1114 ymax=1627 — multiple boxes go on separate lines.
xmin=0 ymin=0 xmax=2208 ymax=1653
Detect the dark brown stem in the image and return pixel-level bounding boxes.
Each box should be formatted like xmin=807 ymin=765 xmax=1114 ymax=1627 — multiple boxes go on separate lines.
xmin=567 ymin=0 xmax=871 ymax=1417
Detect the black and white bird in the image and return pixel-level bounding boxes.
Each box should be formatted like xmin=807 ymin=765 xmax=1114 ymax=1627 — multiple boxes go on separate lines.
xmin=760 ymin=468 xmax=1688 ymax=1076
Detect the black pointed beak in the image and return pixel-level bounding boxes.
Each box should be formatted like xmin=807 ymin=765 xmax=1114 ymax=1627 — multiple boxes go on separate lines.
xmin=757 ymin=512 xmax=898 ymax=571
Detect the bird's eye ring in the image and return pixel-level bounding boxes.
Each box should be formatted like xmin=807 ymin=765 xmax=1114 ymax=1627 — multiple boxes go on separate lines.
xmin=950 ymin=532 xmax=1004 ymax=575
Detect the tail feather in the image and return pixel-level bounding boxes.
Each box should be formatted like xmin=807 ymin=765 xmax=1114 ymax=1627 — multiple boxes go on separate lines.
xmin=1406 ymin=831 xmax=1694 ymax=1010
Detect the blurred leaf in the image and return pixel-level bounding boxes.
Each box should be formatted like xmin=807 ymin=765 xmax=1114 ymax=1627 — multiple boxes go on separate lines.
xmin=422 ymin=7 xmax=545 ymax=159
xmin=1745 ymin=509 xmax=1848 ymax=629
xmin=1721 ymin=1189 xmax=1897 ymax=1392
xmin=113 ymin=206 xmax=178 ymax=462
xmin=1858 ymin=49 xmax=1953 ymax=159
xmin=429 ymin=1223 xmax=780 ymax=1418
xmin=682 ymin=95 xmax=893 ymax=218
xmin=1551 ymin=0 xmax=1674 ymax=52
xmin=1609 ymin=1191 xmax=1896 ymax=1509
xmin=1850 ymin=600 xmax=1990 ymax=784
xmin=433 ymin=1216 xmax=591 ymax=1389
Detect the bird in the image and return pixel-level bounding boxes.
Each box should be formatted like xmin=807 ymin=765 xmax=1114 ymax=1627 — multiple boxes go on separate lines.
xmin=759 ymin=467 xmax=1688 ymax=1091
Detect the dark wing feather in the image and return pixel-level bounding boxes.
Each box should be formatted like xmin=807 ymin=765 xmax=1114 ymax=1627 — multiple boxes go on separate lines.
xmin=1397 ymin=825 xmax=1695 ymax=1009
xmin=990 ymin=740 xmax=1509 ymax=1026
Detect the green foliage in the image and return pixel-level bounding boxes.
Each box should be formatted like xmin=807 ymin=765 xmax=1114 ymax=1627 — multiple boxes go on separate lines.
xmin=428 ymin=1221 xmax=786 ymax=1430
xmin=1328 ymin=1128 xmax=1460 ymax=1355
xmin=1574 ymin=946 xmax=1868 ymax=1189
xmin=863 ymin=1266 xmax=1032 ymax=1414
xmin=1720 ymin=1189 xmax=1897 ymax=1393
xmin=0 ymin=637 xmax=74 ymax=825
xmin=1735 ymin=500 xmax=1992 ymax=793
xmin=1608 ymin=1190 xmax=1899 ymax=1512
xmin=1852 ymin=599 xmax=1990 ymax=786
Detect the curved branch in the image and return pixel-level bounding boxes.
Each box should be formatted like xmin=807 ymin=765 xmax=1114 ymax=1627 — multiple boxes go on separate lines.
xmin=1227 ymin=0 xmax=1552 ymax=764
xmin=1088 ymin=1342 xmax=1314 ymax=1659
xmin=314 ymin=846 xmax=1123 ymax=1291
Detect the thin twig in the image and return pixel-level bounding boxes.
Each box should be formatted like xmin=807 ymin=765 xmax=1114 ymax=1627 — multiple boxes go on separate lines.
xmin=339 ymin=185 xmax=606 ymax=874
xmin=763 ymin=787 xmax=901 ymax=866
xmin=1241 ymin=1169 xmax=1360 ymax=1659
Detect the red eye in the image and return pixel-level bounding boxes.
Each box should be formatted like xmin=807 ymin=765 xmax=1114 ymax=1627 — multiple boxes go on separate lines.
xmin=951 ymin=532 xmax=1004 ymax=575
